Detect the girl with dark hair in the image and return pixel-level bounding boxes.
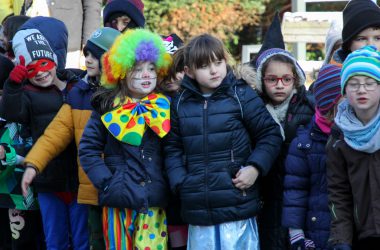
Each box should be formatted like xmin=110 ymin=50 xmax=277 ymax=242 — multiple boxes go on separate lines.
xmin=253 ymin=48 xmax=315 ymax=250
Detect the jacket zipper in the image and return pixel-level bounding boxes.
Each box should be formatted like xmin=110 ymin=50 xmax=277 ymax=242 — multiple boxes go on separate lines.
xmin=140 ymin=148 xmax=151 ymax=183
xmin=354 ymin=204 xmax=359 ymax=224
xmin=141 ymin=149 xmax=145 ymax=160
xmin=203 ymin=99 xmax=211 ymax=220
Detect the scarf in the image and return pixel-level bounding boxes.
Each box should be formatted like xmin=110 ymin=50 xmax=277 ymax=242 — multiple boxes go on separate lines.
xmin=101 ymin=92 xmax=171 ymax=146
xmin=265 ymin=89 xmax=297 ymax=140
xmin=315 ymin=108 xmax=333 ymax=135
xmin=334 ymin=99 xmax=380 ymax=153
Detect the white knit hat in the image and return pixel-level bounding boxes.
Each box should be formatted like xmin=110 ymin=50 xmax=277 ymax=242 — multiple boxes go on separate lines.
xmin=12 ymin=28 xmax=57 ymax=66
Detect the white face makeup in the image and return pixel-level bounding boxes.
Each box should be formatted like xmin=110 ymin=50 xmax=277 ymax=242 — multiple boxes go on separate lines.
xmin=125 ymin=61 xmax=157 ymax=99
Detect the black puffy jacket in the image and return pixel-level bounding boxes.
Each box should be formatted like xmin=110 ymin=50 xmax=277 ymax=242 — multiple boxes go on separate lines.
xmin=0 ymin=71 xmax=79 ymax=192
xmin=164 ymin=72 xmax=283 ymax=226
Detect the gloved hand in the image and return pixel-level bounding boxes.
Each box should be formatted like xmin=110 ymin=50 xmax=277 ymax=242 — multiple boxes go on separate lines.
xmin=332 ymin=243 xmax=351 ymax=250
xmin=9 ymin=56 xmax=28 ymax=84
xmin=289 ymin=228 xmax=306 ymax=250
xmin=291 ymin=238 xmax=305 ymax=250
xmin=305 ymin=238 xmax=316 ymax=249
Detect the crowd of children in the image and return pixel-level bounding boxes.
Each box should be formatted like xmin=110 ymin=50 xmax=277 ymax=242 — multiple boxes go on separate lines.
xmin=0 ymin=0 xmax=379 ymax=250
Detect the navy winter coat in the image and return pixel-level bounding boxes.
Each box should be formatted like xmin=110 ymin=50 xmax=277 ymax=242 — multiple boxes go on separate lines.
xmin=79 ymin=111 xmax=169 ymax=211
xmin=282 ymin=119 xmax=331 ymax=249
xmin=258 ymin=86 xmax=315 ymax=250
xmin=164 ymin=72 xmax=283 ymax=226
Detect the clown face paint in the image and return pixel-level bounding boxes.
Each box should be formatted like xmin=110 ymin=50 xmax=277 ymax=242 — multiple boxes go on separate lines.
xmin=27 ymin=59 xmax=57 ymax=87
xmin=125 ymin=61 xmax=157 ymax=99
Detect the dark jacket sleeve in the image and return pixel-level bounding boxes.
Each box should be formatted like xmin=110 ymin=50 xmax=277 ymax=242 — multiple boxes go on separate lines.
xmin=78 ymin=111 xmax=113 ymax=191
xmin=282 ymin=135 xmax=310 ymax=228
xmin=0 ymin=78 xmax=29 ymax=123
xmin=243 ymin=87 xmax=283 ymax=175
xmin=0 ymin=55 xmax=14 ymax=88
xmin=164 ymin=96 xmax=188 ymax=193
xmin=326 ymin=135 xmax=354 ymax=246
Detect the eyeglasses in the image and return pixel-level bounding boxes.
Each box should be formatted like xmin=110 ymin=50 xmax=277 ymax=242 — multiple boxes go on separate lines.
xmin=263 ymin=74 xmax=295 ymax=86
xmin=346 ymin=81 xmax=379 ymax=92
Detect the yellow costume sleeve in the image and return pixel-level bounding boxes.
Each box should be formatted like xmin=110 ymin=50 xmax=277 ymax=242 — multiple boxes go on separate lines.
xmin=24 ymin=104 xmax=74 ymax=172
xmin=0 ymin=0 xmax=12 ymax=23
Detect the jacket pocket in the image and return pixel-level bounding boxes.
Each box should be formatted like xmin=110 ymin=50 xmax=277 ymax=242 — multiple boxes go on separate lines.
xmin=98 ymin=168 xmax=145 ymax=210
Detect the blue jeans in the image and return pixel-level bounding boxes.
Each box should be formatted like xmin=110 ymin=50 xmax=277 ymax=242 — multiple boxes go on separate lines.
xmin=38 ymin=193 xmax=89 ymax=250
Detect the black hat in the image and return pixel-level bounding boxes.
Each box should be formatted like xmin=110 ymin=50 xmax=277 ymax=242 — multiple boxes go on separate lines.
xmin=250 ymin=12 xmax=285 ymax=68
xmin=103 ymin=0 xmax=145 ymax=29
xmin=342 ymin=0 xmax=380 ymax=53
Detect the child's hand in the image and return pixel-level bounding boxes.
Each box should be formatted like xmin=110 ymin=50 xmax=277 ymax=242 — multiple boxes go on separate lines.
xmin=0 ymin=144 xmax=17 ymax=165
xmin=0 ymin=145 xmax=5 ymax=160
xmin=9 ymin=56 xmax=28 ymax=84
xmin=22 ymin=165 xmax=37 ymax=197
xmin=232 ymin=165 xmax=259 ymax=190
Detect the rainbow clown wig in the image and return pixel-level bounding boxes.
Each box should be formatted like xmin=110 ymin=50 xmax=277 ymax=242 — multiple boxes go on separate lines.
xmin=101 ymin=29 xmax=172 ymax=88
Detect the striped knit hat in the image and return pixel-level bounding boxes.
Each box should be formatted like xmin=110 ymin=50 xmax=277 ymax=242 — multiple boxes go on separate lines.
xmin=313 ymin=64 xmax=342 ymax=115
xmin=341 ymin=45 xmax=380 ymax=94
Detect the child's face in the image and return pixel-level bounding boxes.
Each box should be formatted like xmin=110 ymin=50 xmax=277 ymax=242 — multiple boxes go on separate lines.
xmin=160 ymin=71 xmax=184 ymax=93
xmin=27 ymin=59 xmax=57 ymax=87
xmin=0 ymin=32 xmax=10 ymax=51
xmin=112 ymin=15 xmax=131 ymax=32
xmin=186 ymin=59 xmax=227 ymax=94
xmin=350 ymin=27 xmax=380 ymax=52
xmin=125 ymin=61 xmax=157 ymax=99
xmin=85 ymin=51 xmax=100 ymax=77
xmin=263 ymin=61 xmax=295 ymax=105
xmin=345 ymin=75 xmax=380 ymax=118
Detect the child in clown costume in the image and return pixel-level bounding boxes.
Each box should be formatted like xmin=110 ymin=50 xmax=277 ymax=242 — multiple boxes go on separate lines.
xmin=79 ymin=29 xmax=172 ymax=250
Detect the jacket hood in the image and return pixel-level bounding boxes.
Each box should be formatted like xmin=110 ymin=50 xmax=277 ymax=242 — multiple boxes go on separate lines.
xmin=323 ymin=19 xmax=342 ymax=66
xmin=254 ymin=48 xmax=306 ymax=94
xmin=20 ymin=16 xmax=68 ymax=70
xmin=234 ymin=63 xmax=257 ymax=91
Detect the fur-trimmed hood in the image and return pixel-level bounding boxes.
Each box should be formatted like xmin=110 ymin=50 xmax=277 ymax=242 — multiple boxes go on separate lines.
xmin=234 ymin=63 xmax=258 ymax=90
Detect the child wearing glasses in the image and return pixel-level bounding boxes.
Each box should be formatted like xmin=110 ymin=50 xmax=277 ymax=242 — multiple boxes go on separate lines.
xmin=253 ymin=48 xmax=315 ymax=250
xmin=326 ymin=45 xmax=380 ymax=250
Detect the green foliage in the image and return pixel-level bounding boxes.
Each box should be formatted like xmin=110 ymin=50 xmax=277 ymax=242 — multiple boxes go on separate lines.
xmin=144 ymin=0 xmax=267 ymax=59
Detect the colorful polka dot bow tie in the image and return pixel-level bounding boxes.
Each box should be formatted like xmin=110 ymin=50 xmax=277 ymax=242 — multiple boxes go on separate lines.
xmin=101 ymin=93 xmax=171 ymax=146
